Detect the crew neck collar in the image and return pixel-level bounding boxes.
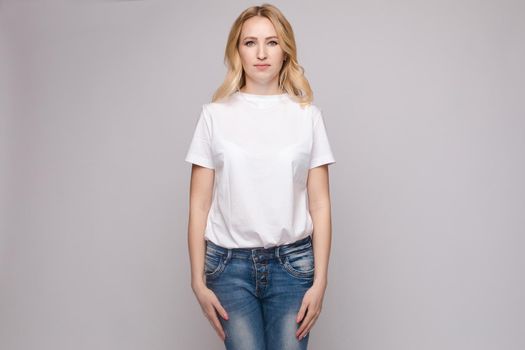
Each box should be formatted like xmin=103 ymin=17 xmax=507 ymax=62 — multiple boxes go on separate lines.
xmin=235 ymin=90 xmax=288 ymax=108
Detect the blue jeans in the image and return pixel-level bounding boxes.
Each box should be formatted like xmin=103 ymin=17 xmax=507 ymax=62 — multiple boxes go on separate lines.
xmin=205 ymin=235 xmax=315 ymax=350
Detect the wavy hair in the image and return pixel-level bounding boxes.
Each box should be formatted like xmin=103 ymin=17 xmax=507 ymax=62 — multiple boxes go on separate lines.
xmin=211 ymin=3 xmax=313 ymax=107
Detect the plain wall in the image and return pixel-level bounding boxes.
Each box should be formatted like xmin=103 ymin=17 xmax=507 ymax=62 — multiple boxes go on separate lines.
xmin=1 ymin=0 xmax=524 ymax=349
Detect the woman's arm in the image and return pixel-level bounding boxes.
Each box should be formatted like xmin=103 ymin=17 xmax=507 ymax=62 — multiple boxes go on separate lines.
xmin=307 ymin=164 xmax=333 ymax=289
xmin=185 ymin=106 xmax=215 ymax=291
xmin=295 ymin=164 xmax=333 ymax=339
xmin=187 ymin=164 xmax=229 ymax=340
xmin=187 ymin=164 xmax=215 ymax=292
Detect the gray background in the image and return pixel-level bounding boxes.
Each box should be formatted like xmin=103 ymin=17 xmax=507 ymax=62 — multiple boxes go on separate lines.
xmin=1 ymin=0 xmax=524 ymax=349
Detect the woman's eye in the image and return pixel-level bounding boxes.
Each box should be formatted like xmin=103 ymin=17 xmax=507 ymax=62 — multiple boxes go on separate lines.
xmin=244 ymin=40 xmax=279 ymax=47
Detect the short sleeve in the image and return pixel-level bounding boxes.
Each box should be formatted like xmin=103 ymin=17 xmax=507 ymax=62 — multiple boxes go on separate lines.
xmin=184 ymin=105 xmax=215 ymax=169
xmin=309 ymin=106 xmax=336 ymax=169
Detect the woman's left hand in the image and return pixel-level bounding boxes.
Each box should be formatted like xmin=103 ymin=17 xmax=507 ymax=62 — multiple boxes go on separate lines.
xmin=295 ymin=281 xmax=327 ymax=340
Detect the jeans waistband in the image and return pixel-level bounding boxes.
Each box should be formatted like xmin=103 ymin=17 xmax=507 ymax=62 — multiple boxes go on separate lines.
xmin=205 ymin=235 xmax=312 ymax=260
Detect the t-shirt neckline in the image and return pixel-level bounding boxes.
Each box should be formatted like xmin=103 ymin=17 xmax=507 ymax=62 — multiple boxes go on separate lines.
xmin=235 ymin=90 xmax=288 ymax=109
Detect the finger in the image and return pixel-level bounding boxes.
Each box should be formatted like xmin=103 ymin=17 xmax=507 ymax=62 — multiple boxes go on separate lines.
xmin=214 ymin=300 xmax=229 ymax=320
xmin=209 ymin=314 xmax=226 ymax=340
xmin=296 ymin=308 xmax=316 ymax=337
xmin=296 ymin=310 xmax=312 ymax=336
xmin=297 ymin=312 xmax=318 ymax=339
xmin=303 ymin=315 xmax=318 ymax=336
xmin=296 ymin=302 xmax=308 ymax=323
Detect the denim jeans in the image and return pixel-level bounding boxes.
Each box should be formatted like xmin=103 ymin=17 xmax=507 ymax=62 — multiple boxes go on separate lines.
xmin=205 ymin=235 xmax=315 ymax=350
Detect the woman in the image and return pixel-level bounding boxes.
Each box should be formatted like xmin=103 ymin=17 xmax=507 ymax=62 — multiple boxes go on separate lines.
xmin=185 ymin=4 xmax=336 ymax=349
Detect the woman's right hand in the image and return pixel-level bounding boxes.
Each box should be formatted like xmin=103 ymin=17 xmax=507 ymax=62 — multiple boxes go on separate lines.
xmin=193 ymin=284 xmax=229 ymax=341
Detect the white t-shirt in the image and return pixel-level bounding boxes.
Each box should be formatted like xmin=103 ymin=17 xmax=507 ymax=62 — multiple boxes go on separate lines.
xmin=185 ymin=91 xmax=336 ymax=248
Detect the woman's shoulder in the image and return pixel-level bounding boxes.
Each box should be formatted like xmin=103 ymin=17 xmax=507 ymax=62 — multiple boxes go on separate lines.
xmin=202 ymin=93 xmax=239 ymax=115
xmin=302 ymin=102 xmax=325 ymax=125
xmin=200 ymin=94 xmax=322 ymax=123
xmin=285 ymin=96 xmax=322 ymax=117
xmin=290 ymin=101 xmax=322 ymax=126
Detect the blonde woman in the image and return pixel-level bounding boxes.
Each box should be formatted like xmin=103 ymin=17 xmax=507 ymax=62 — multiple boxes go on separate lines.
xmin=185 ymin=3 xmax=336 ymax=349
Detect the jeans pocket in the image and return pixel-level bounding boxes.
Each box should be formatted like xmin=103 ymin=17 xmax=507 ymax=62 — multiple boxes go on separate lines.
xmin=204 ymin=247 xmax=226 ymax=279
xmin=281 ymin=245 xmax=315 ymax=279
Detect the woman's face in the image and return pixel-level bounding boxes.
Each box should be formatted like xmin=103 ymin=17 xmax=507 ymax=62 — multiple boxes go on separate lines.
xmin=238 ymin=16 xmax=285 ymax=91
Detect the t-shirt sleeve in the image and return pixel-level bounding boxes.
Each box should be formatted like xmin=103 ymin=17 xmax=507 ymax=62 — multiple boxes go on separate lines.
xmin=184 ymin=104 xmax=215 ymax=169
xmin=309 ymin=106 xmax=336 ymax=169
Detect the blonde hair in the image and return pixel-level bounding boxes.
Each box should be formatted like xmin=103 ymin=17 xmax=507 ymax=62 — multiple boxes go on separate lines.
xmin=211 ymin=3 xmax=314 ymax=108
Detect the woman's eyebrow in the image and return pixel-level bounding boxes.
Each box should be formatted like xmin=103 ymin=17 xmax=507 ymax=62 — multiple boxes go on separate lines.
xmin=242 ymin=36 xmax=279 ymax=40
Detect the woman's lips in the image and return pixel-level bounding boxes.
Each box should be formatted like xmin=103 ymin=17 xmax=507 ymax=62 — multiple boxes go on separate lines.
xmin=254 ymin=64 xmax=270 ymax=70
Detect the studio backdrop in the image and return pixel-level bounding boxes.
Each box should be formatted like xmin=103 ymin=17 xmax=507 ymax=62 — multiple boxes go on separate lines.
xmin=1 ymin=1 xmax=524 ymax=349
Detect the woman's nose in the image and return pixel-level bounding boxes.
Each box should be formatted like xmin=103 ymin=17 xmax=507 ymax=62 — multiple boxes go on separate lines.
xmin=257 ymin=45 xmax=267 ymax=59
